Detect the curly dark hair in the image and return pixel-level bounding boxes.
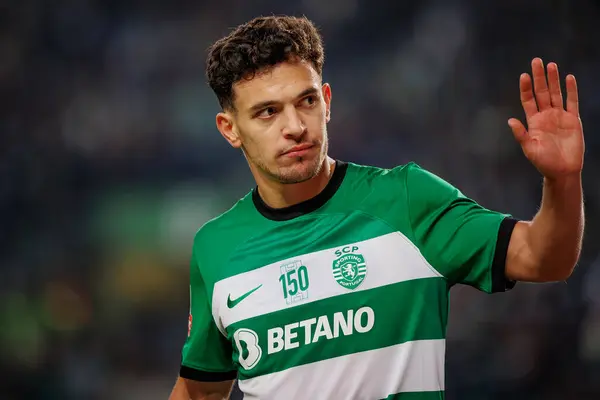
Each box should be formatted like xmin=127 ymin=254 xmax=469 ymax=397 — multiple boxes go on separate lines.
xmin=206 ymin=15 xmax=325 ymax=111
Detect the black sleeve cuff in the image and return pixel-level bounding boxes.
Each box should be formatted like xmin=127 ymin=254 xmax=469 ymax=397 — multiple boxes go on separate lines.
xmin=491 ymin=217 xmax=518 ymax=293
xmin=180 ymin=365 xmax=237 ymax=382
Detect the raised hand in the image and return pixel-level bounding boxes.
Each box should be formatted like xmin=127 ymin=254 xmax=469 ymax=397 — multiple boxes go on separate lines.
xmin=508 ymin=58 xmax=584 ymax=180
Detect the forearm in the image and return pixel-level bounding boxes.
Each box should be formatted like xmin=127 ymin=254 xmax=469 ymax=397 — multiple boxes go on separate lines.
xmin=525 ymin=173 xmax=584 ymax=279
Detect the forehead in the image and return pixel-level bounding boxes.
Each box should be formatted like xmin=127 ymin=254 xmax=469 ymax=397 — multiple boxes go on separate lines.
xmin=233 ymin=60 xmax=321 ymax=110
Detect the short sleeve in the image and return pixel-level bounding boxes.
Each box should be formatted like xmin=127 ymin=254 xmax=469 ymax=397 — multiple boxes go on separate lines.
xmin=405 ymin=163 xmax=517 ymax=293
xmin=179 ymin=244 xmax=237 ymax=382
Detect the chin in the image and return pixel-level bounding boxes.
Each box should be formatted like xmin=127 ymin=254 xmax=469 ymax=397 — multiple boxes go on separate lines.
xmin=277 ymin=155 xmax=323 ymax=184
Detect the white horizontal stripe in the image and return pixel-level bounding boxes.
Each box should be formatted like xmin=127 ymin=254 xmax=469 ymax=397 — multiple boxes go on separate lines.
xmin=212 ymin=232 xmax=442 ymax=333
xmin=238 ymin=339 xmax=445 ymax=400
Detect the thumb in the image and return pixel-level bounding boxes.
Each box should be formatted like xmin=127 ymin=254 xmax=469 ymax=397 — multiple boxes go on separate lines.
xmin=508 ymin=118 xmax=528 ymax=144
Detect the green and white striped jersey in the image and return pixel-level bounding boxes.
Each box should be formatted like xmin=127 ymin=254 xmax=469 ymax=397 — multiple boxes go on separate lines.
xmin=179 ymin=161 xmax=517 ymax=400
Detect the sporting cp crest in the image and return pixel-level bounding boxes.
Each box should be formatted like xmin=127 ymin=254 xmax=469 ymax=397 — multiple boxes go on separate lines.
xmin=332 ymin=252 xmax=367 ymax=290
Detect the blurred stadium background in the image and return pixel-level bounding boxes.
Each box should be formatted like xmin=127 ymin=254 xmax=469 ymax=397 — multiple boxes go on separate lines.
xmin=1 ymin=0 xmax=600 ymax=399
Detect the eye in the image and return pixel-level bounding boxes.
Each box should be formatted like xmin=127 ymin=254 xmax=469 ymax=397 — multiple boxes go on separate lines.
xmin=302 ymin=96 xmax=316 ymax=106
xmin=257 ymin=107 xmax=277 ymax=119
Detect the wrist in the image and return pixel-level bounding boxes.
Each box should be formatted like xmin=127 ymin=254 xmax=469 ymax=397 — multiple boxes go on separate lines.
xmin=543 ymin=172 xmax=582 ymax=188
xmin=541 ymin=173 xmax=583 ymax=212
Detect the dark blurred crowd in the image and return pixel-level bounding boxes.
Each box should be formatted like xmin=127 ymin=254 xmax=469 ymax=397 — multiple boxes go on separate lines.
xmin=1 ymin=0 xmax=599 ymax=399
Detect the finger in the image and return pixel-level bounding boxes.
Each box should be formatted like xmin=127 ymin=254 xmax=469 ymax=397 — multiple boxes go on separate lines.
xmin=531 ymin=58 xmax=552 ymax=110
xmin=519 ymin=73 xmax=538 ymax=119
xmin=566 ymin=74 xmax=579 ymax=116
xmin=546 ymin=62 xmax=563 ymax=109
xmin=508 ymin=118 xmax=528 ymax=144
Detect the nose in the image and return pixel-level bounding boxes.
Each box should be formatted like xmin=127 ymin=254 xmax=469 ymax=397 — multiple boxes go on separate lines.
xmin=281 ymin=107 xmax=306 ymax=138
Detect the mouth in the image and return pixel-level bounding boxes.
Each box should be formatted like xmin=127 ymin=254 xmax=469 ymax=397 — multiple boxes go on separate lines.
xmin=282 ymin=143 xmax=315 ymax=157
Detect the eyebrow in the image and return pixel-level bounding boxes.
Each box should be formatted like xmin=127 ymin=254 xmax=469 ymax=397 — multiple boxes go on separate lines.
xmin=248 ymin=87 xmax=320 ymax=113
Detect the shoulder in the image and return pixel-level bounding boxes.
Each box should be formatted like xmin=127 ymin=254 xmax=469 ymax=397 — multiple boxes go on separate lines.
xmin=191 ymin=191 xmax=257 ymax=265
xmin=349 ymin=160 xmax=461 ymax=195
xmin=335 ymin=161 xmax=427 ymax=236
xmin=198 ymin=192 xmax=254 ymax=234
xmin=339 ymin=161 xmax=420 ymax=212
xmin=344 ymin=160 xmax=425 ymax=189
xmin=344 ymin=160 xmax=464 ymax=212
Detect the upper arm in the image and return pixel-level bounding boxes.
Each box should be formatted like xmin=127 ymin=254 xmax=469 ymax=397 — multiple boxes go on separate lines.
xmin=505 ymin=220 xmax=553 ymax=282
xmin=183 ymin=378 xmax=235 ymax=400
xmin=179 ymin=240 xmax=237 ymax=386
xmin=405 ymin=163 xmax=517 ymax=293
xmin=169 ymin=377 xmax=234 ymax=400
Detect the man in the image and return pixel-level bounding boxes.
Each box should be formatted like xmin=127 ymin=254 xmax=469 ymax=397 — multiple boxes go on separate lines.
xmin=169 ymin=15 xmax=584 ymax=400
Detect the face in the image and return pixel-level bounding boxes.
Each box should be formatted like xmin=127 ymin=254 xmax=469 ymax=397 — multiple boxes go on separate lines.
xmin=216 ymin=60 xmax=332 ymax=184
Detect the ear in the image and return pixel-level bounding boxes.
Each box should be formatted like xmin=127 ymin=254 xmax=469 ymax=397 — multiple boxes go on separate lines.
xmin=216 ymin=112 xmax=242 ymax=149
xmin=322 ymin=83 xmax=332 ymax=123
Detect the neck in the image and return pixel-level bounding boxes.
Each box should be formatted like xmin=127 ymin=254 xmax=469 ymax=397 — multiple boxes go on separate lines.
xmin=255 ymin=157 xmax=336 ymax=209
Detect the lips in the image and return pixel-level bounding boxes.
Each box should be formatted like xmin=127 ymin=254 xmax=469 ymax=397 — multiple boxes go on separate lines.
xmin=283 ymin=143 xmax=314 ymax=156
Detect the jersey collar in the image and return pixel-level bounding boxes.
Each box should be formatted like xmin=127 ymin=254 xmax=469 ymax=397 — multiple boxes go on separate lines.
xmin=252 ymin=160 xmax=348 ymax=221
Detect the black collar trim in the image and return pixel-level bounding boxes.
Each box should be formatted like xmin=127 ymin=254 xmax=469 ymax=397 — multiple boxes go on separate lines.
xmin=252 ymin=160 xmax=348 ymax=221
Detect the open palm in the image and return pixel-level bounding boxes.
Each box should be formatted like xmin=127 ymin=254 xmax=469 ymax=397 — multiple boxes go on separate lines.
xmin=508 ymin=58 xmax=584 ymax=179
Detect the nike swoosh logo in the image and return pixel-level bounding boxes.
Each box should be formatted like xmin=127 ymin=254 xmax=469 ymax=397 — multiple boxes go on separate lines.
xmin=227 ymin=284 xmax=263 ymax=309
